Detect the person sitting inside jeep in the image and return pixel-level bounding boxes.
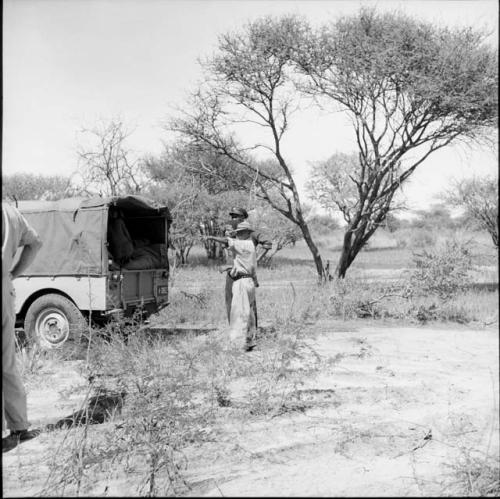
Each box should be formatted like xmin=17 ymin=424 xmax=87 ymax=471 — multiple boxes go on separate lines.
xmin=107 ymin=208 xmax=164 ymax=270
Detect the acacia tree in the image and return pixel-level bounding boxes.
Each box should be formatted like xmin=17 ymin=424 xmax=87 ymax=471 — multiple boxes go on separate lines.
xmin=169 ymin=16 xmax=329 ymax=281
xmin=76 ymin=119 xmax=144 ymax=196
xmin=296 ymin=9 xmax=498 ymax=277
xmin=446 ymin=176 xmax=498 ymax=247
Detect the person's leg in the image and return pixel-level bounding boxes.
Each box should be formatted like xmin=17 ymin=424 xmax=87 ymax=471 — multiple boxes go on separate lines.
xmin=2 ymin=283 xmax=28 ymax=432
xmin=251 ymin=276 xmax=258 ymax=328
xmin=229 ymin=279 xmax=256 ymax=350
xmin=246 ymin=282 xmax=257 ymax=350
xmin=251 ymin=297 xmax=258 ymax=329
xmin=225 ymin=273 xmax=233 ymax=323
xmin=228 ymin=279 xmax=247 ymax=349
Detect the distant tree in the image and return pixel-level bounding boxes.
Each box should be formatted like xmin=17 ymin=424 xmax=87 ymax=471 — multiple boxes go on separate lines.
xmin=2 ymin=173 xmax=76 ymax=201
xmin=383 ymin=213 xmax=402 ymax=233
xmin=144 ymin=151 xmax=250 ymax=263
xmin=445 ymin=176 xmax=498 ymax=247
xmin=307 ymin=213 xmax=341 ymax=237
xmin=295 ymin=8 xmax=497 ymax=277
xmin=144 ymin=155 xmax=205 ymax=265
xmin=146 ymin=179 xmax=207 ymax=266
xmin=76 ymin=119 xmax=144 ymax=196
xmin=411 ymin=203 xmax=456 ymax=230
xmin=150 ymin=142 xmax=256 ymax=260
xmin=307 ymin=151 xmax=406 ymax=247
xmin=169 ymin=16 xmax=330 ymax=281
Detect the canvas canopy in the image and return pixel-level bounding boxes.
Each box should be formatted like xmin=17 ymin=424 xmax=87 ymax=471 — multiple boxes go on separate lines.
xmin=16 ymin=195 xmax=171 ymax=276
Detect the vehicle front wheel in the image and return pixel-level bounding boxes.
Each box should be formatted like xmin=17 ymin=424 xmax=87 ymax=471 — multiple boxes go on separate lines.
xmin=24 ymin=294 xmax=87 ymax=355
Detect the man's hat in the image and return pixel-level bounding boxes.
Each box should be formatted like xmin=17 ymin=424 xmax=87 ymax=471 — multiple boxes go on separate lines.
xmin=235 ymin=221 xmax=254 ymax=233
xmin=229 ymin=207 xmax=248 ymax=218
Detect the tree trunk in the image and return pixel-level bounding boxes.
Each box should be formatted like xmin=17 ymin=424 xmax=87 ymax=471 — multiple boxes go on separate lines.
xmin=296 ymin=214 xmax=326 ymax=282
xmin=176 ymin=247 xmax=189 ymax=266
xmin=335 ymin=230 xmax=353 ymax=279
xmin=335 ymin=228 xmax=365 ymax=279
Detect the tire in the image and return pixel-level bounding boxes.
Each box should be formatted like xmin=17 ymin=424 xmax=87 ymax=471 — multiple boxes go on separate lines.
xmin=24 ymin=294 xmax=87 ymax=354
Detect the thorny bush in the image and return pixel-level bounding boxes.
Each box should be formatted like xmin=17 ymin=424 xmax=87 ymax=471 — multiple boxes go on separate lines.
xmin=409 ymin=239 xmax=474 ymax=301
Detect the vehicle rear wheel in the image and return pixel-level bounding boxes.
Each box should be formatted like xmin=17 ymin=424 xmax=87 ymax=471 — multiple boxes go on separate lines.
xmin=24 ymin=294 xmax=87 ymax=355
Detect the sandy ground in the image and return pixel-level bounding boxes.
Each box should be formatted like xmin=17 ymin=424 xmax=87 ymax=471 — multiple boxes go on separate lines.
xmin=3 ymin=322 xmax=499 ymax=497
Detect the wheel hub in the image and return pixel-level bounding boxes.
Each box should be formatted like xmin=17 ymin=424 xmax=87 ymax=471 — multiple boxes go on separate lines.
xmin=35 ymin=310 xmax=70 ymax=347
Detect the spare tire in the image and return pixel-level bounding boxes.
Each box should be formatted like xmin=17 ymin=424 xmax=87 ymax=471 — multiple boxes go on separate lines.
xmin=24 ymin=294 xmax=87 ymax=354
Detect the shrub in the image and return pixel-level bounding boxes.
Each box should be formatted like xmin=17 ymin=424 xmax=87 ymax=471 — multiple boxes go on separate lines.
xmin=326 ymin=278 xmax=411 ymax=320
xmin=409 ymin=239 xmax=474 ymax=301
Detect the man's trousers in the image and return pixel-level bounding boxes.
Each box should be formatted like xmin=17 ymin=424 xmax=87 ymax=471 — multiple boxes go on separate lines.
xmin=225 ymin=276 xmax=257 ymax=350
xmin=225 ymin=274 xmax=258 ymax=327
xmin=2 ymin=280 xmax=28 ymax=432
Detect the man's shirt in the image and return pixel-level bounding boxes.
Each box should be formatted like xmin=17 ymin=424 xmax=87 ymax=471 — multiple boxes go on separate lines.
xmin=2 ymin=202 xmax=40 ymax=279
xmin=224 ymin=224 xmax=272 ymax=250
xmin=227 ymin=238 xmax=257 ymax=277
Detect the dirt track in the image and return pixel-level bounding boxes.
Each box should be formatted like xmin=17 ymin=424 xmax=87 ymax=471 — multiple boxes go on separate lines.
xmin=3 ymin=322 xmax=499 ymax=497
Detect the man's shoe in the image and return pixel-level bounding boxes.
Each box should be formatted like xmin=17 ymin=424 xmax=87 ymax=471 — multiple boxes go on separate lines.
xmin=10 ymin=429 xmax=41 ymax=442
xmin=2 ymin=436 xmax=19 ymax=453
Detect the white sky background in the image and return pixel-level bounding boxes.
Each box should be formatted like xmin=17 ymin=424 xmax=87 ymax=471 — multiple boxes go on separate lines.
xmin=3 ymin=0 xmax=499 ymax=212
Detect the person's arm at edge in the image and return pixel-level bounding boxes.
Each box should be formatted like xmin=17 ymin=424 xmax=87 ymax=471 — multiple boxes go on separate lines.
xmin=204 ymin=235 xmax=229 ymax=246
xmin=10 ymin=236 xmax=43 ymax=279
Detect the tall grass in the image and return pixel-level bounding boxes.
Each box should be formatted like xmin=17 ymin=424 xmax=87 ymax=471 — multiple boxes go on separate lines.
xmin=161 ymin=228 xmax=498 ymax=328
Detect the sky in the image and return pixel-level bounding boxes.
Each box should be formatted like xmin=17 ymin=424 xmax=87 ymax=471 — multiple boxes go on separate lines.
xmin=3 ymin=0 xmax=499 ymax=213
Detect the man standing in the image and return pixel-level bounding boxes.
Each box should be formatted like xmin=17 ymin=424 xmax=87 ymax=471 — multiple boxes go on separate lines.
xmin=226 ymin=207 xmax=272 ymax=327
xmin=205 ymin=221 xmax=258 ymax=351
xmin=227 ymin=208 xmax=272 ymax=263
xmin=2 ymin=202 xmax=43 ymax=452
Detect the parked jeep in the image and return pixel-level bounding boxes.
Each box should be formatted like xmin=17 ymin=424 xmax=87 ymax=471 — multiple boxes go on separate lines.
xmin=12 ymin=195 xmax=171 ymax=349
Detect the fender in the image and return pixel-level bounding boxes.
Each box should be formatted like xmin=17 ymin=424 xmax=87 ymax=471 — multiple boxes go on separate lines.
xmin=14 ymin=276 xmax=107 ymax=316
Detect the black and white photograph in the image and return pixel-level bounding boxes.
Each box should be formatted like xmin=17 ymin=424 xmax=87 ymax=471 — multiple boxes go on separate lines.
xmin=2 ymin=0 xmax=498 ymax=496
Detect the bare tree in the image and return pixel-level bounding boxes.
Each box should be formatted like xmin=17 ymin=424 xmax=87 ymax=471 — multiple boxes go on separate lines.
xmin=169 ymin=16 xmax=330 ymax=281
xmin=446 ymin=176 xmax=498 ymax=247
xmin=76 ymin=119 xmax=143 ymax=196
xmin=295 ymin=8 xmax=498 ymax=277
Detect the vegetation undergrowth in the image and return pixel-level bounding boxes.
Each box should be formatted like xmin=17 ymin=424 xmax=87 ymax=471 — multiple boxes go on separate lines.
xmin=39 ymin=286 xmax=322 ymax=496
xmin=158 ymin=232 xmax=497 ymax=328
xmin=434 ymin=411 xmax=499 ymax=497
